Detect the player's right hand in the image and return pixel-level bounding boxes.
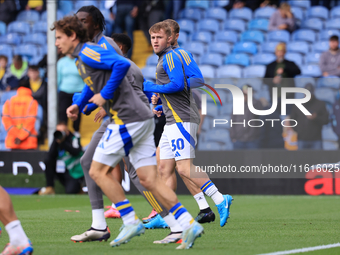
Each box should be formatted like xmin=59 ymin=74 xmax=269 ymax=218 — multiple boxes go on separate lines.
xmin=152 ymin=108 xmax=163 ymax=117
xmin=151 ymin=93 xmax=160 ymax=105
xmin=66 ymin=104 xmax=79 ymax=121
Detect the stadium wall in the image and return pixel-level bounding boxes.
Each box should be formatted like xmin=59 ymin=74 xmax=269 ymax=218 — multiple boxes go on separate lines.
xmin=0 ymin=150 xmax=339 ymax=195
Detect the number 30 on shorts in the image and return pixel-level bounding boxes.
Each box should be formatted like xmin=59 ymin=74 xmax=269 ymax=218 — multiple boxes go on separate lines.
xmin=171 ymin=138 xmax=185 ymax=151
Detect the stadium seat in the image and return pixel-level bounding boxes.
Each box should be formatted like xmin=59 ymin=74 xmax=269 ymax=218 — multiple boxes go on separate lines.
xmin=260 ymin=41 xmax=279 ymax=53
xmin=0 ymin=33 xmax=21 ymax=46
xmin=229 ymin=7 xmax=253 ymax=21
xmin=0 ymin=21 xmax=6 ymax=36
xmin=225 ymin=53 xmax=250 ymax=66
xmin=319 ymin=29 xmax=340 ymax=41
xmin=267 ymin=30 xmax=290 ymax=43
xmin=248 ymin=19 xmax=269 ymax=32
xmin=323 ymin=141 xmax=338 ymax=150
xmin=179 ymin=8 xmax=203 ymax=22
xmin=198 ymin=65 xmax=215 ymax=78
xmin=301 ymin=18 xmax=323 ymax=32
xmin=32 ymin=21 xmax=47 ymax=34
xmin=208 ymin=42 xmax=230 ymax=56
xmin=241 ymin=30 xmax=264 ymax=44
xmin=186 ymin=0 xmax=210 ymax=9
xmin=322 ymin=124 xmax=338 ymax=141
xmin=212 ymin=0 xmax=229 ymax=8
xmin=325 ymin=19 xmax=340 ymax=30
xmin=306 ymin=52 xmax=321 ymax=65
xmin=224 ymin=19 xmax=246 ymax=33
xmin=206 ymin=8 xmax=227 ymax=22
xmin=146 ymin=54 xmax=158 ymax=66
xmin=294 ymin=75 xmax=316 ymax=88
xmin=0 ymin=44 xmax=13 ymax=60
xmin=301 ymin=65 xmax=322 ymax=77
xmin=16 ymin=10 xmax=40 ymax=23
xmin=237 ymin=78 xmax=263 ymax=91
xmin=200 ymin=53 xmax=223 ymax=67
xmin=307 ymin=6 xmax=328 ymax=20
xmin=243 ymin=65 xmax=266 ymax=78
xmin=40 ymin=10 xmax=63 ymax=21
xmin=285 ymin=52 xmax=303 ymax=66
xmin=198 ymin=141 xmax=221 ymax=151
xmin=142 ymin=66 xmax=156 ymax=82
xmin=7 ymin=21 xmax=30 ymax=35
xmin=216 ymin=65 xmax=243 ymax=78
xmin=0 ymin=90 xmax=17 ymax=105
xmin=292 ymin=29 xmax=316 ymax=43
xmin=197 ymin=19 xmax=220 ymax=33
xmin=288 ymin=0 xmax=311 ymax=10
xmin=58 ymin=1 xmax=74 ymax=15
xmin=233 ymin=42 xmax=257 ymax=55
xmin=315 ymin=87 xmax=336 ymax=104
xmin=287 ymin=41 xmax=309 ymax=55
xmin=291 ymin=6 xmax=304 ymax=22
xmin=252 ymin=53 xmax=275 ymax=65
xmin=215 ymin=30 xmax=238 ymax=44
xmin=317 ymin=76 xmax=340 ymax=89
xmin=183 ymin=41 xmax=205 ymax=57
xmin=177 ymin=19 xmax=195 ymax=35
xmin=23 ymin=33 xmax=46 ymax=46
xmin=14 ymin=44 xmax=39 ymax=61
xmin=312 ymin=41 xmax=329 ymax=53
xmin=192 ymin=31 xmax=213 ymax=44
xmin=254 ymin=7 xmax=276 ymax=19
xmin=331 ymin=6 xmax=340 ymax=19
xmin=178 ymin=32 xmax=188 ymax=45
xmin=74 ymin=1 xmax=99 ymax=10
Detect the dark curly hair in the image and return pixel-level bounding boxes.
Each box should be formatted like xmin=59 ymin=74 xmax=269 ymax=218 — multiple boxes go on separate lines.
xmin=51 ymin=16 xmax=89 ymax=43
xmin=77 ymin=5 xmax=106 ymax=32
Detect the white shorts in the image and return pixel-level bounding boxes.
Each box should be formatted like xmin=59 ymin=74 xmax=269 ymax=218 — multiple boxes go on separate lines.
xmin=159 ymin=122 xmax=198 ymax=161
xmin=93 ymin=118 xmax=157 ymax=170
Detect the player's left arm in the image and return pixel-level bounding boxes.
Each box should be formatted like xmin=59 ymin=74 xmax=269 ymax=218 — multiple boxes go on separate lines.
xmin=143 ymin=52 xmax=185 ymax=94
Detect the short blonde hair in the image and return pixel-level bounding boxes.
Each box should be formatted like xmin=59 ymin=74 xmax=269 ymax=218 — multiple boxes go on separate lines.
xmin=280 ymin=2 xmax=291 ymax=11
xmin=149 ymin=22 xmax=172 ymax=38
xmin=276 ymin=43 xmax=286 ymax=52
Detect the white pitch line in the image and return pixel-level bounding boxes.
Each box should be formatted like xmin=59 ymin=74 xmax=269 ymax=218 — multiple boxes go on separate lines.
xmin=258 ymin=243 xmax=340 ymax=255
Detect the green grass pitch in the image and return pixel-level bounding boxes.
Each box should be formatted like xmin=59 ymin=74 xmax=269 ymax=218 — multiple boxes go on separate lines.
xmin=0 ymin=195 xmax=339 ymax=255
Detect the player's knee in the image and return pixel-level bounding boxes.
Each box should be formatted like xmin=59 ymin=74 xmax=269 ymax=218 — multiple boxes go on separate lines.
xmin=139 ymin=175 xmax=155 ymax=191
xmin=89 ymin=167 xmax=101 ymax=182
xmin=80 ymin=156 xmax=90 ymax=171
xmin=176 ymin=165 xmax=189 ymax=178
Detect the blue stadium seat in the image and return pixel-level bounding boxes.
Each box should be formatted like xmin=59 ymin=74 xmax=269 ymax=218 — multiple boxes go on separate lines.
xmin=179 ymin=8 xmax=203 ymax=22
xmin=287 ymin=41 xmax=309 ymax=55
xmin=317 ymin=76 xmax=340 ymax=89
xmin=294 ymin=75 xmax=316 ymax=88
xmin=0 ymin=90 xmax=17 ymax=105
xmin=312 ymin=41 xmax=329 ymax=53
xmin=0 ymin=21 xmax=6 ymax=36
xmin=252 ymin=53 xmax=275 ymax=65
xmin=229 ymin=7 xmax=253 ymax=21
xmin=254 ymin=7 xmax=276 ymax=19
xmin=200 ymin=53 xmax=223 ymax=67
xmin=320 ymin=29 xmax=340 ymax=41
xmin=186 ymin=0 xmax=210 ymax=9
xmin=197 ymin=19 xmax=220 ymax=33
xmin=216 ymin=65 xmax=243 ymax=78
xmin=292 ymin=29 xmax=316 ymax=43
xmin=233 ymin=42 xmax=257 ymax=55
xmin=331 ymin=6 xmax=340 ymax=19
xmin=0 ymin=44 xmax=13 ymax=60
xmin=241 ymin=30 xmax=264 ymax=44
xmin=224 ymin=19 xmax=246 ymax=33
xmin=225 ymin=53 xmax=250 ymax=66
xmin=198 ymin=141 xmax=222 ymax=151
xmin=267 ymin=30 xmax=290 ymax=43
xmin=301 ymin=18 xmax=323 ymax=32
xmin=212 ymin=0 xmax=229 ymax=8
xmin=178 ymin=32 xmax=188 ymax=45
xmin=285 ymin=52 xmax=303 ymax=66
xmin=243 ymin=65 xmax=266 ymax=78
xmin=237 ymin=78 xmax=263 ymax=91
xmin=291 ymin=6 xmax=304 ymax=21
xmin=208 ymin=42 xmax=230 ymax=56
xmin=0 ymin=33 xmax=21 ymax=46
xmin=146 ymin=54 xmax=158 ymax=66
xmin=248 ymin=19 xmax=269 ymax=32
xmin=32 ymin=21 xmax=47 ymax=34
xmin=8 ymin=21 xmax=30 ymax=35
xmin=198 ymin=65 xmax=215 ymax=78
xmin=177 ymin=19 xmax=195 ymax=35
xmin=14 ymin=44 xmax=39 ymax=61
xmin=325 ymin=19 xmax=340 ymax=30
xmin=40 ymin=10 xmax=63 ymax=21
xmin=306 ymin=52 xmax=321 ymax=65
xmin=322 ymin=125 xmax=338 ymax=142
xmin=206 ymin=129 xmax=231 ymax=143
xmin=288 ymin=0 xmax=311 ymax=10
xmin=142 ymin=66 xmax=156 ymax=82
xmin=323 ymin=141 xmax=338 ymax=150
xmin=206 ymin=7 xmax=227 ymax=22
xmin=307 ymin=6 xmax=328 ymax=20
xmin=58 ymin=1 xmax=74 ymax=15
xmin=260 ymin=41 xmax=279 ymax=53
xmin=183 ymin=41 xmax=205 ymax=56
xmin=301 ymin=65 xmax=322 ymax=77
xmin=215 ymin=30 xmax=238 ymax=44
xmin=315 ymin=87 xmax=336 ymax=104
xmin=100 ymin=8 xmax=112 ymax=22
xmin=23 ymin=33 xmax=46 ymax=46
xmin=192 ymin=31 xmax=213 ymax=44
xmin=74 ymin=1 xmax=99 ymax=11
xmin=16 ymin=10 xmax=40 ymax=23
